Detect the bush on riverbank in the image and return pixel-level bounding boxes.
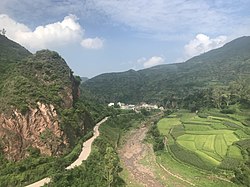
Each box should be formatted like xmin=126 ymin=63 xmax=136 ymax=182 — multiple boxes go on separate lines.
xmin=148 ymin=123 xmax=165 ymax=152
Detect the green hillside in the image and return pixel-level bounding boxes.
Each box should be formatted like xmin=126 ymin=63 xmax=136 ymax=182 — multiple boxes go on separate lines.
xmin=0 ymin=35 xmax=115 ymax=186
xmin=0 ymin=35 xmax=31 ymax=63
xmin=0 ymin=35 xmax=95 ymax=152
xmin=0 ymin=35 xmax=31 ymax=91
xmin=85 ymin=36 xmax=250 ymax=109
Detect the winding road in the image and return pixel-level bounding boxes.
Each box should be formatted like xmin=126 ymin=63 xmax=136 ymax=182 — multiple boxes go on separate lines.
xmin=25 ymin=117 xmax=108 ymax=187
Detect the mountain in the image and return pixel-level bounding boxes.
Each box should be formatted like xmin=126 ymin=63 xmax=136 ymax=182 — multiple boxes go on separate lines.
xmin=0 ymin=35 xmax=30 ymax=63
xmin=85 ymin=36 xmax=250 ymax=109
xmin=81 ymin=77 xmax=89 ymax=82
xmin=84 ymin=69 xmax=144 ymax=103
xmin=0 ymin=35 xmax=31 ymax=88
xmin=0 ymin=35 xmax=94 ymax=161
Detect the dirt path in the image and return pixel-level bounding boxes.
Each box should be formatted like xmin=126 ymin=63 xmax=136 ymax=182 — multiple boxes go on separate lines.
xmin=119 ymin=126 xmax=164 ymax=187
xmin=66 ymin=117 xmax=108 ymax=169
xmin=25 ymin=117 xmax=108 ymax=187
xmin=25 ymin=178 xmax=51 ymax=187
xmin=158 ymin=163 xmax=195 ymax=186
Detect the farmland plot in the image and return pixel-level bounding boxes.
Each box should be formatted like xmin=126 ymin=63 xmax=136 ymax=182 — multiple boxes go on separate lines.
xmin=158 ymin=110 xmax=248 ymax=170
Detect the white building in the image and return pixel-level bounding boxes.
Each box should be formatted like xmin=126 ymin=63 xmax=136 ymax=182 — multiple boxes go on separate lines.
xmin=108 ymin=103 xmax=115 ymax=107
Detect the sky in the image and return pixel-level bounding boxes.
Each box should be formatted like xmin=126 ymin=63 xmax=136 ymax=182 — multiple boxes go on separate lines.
xmin=0 ymin=0 xmax=250 ymax=78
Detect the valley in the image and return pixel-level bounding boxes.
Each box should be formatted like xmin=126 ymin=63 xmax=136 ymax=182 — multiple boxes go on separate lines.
xmin=119 ymin=119 xmax=194 ymax=187
xmin=119 ymin=109 xmax=246 ymax=187
xmin=119 ymin=126 xmax=163 ymax=187
xmin=0 ymin=33 xmax=250 ymax=187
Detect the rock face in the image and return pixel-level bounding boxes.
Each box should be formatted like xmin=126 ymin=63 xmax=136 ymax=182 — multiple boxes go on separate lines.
xmin=0 ymin=45 xmax=87 ymax=161
xmin=0 ymin=102 xmax=67 ymax=161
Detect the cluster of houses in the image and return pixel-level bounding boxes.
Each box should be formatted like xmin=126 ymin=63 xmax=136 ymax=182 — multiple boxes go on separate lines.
xmin=108 ymin=102 xmax=164 ymax=111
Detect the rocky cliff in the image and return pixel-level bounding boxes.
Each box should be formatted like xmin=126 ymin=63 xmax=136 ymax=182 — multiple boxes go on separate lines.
xmin=0 ymin=36 xmax=93 ymax=161
xmin=0 ymin=102 xmax=67 ymax=160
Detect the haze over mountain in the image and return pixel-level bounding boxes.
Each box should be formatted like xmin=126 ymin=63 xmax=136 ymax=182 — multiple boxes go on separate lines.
xmin=85 ymin=36 xmax=250 ymax=108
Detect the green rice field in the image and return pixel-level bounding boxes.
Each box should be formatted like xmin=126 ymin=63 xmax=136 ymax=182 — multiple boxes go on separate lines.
xmin=157 ymin=110 xmax=250 ymax=170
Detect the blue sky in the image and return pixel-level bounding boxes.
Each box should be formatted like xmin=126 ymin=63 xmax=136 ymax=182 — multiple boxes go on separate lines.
xmin=1 ymin=0 xmax=250 ymax=77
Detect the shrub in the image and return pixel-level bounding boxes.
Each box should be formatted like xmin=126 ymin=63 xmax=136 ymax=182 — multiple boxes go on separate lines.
xmin=220 ymin=108 xmax=236 ymax=114
xmin=153 ymin=136 xmax=164 ymax=152
xmin=170 ymin=125 xmax=185 ymax=140
xmin=197 ymin=113 xmax=209 ymax=118
xmin=148 ymin=125 xmax=165 ymax=152
xmin=233 ymin=161 xmax=250 ymax=186
xmin=223 ymin=121 xmax=240 ymax=129
xmin=219 ymin=157 xmax=241 ymax=170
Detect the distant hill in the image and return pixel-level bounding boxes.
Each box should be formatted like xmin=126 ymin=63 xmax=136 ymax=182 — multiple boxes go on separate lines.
xmin=85 ymin=36 xmax=250 ymax=109
xmin=81 ymin=77 xmax=89 ymax=82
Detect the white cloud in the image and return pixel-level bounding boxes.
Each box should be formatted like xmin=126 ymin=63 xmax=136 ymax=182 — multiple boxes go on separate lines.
xmin=81 ymin=37 xmax=104 ymax=49
xmin=137 ymin=56 xmax=165 ymax=68
xmin=1 ymin=1 xmax=250 ymax=41
xmin=184 ymin=34 xmax=227 ymax=58
xmin=0 ymin=14 xmax=30 ymax=35
xmin=0 ymin=14 xmax=103 ymax=51
xmin=91 ymin=1 xmax=245 ymax=37
xmin=89 ymin=0 xmax=250 ymax=41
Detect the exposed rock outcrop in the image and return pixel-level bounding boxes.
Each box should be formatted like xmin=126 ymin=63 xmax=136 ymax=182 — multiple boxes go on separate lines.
xmin=0 ymin=44 xmax=88 ymax=161
xmin=0 ymin=102 xmax=67 ymax=161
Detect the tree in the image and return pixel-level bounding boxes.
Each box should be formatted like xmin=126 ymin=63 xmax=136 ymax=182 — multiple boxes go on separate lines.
xmin=233 ymin=161 xmax=250 ymax=186
xmin=211 ymin=87 xmax=223 ymax=109
xmin=103 ymin=147 xmax=119 ymax=187
xmin=0 ymin=28 xmax=6 ymax=35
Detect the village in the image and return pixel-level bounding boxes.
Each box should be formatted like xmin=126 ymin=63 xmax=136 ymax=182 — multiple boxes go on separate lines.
xmin=108 ymin=102 xmax=164 ymax=111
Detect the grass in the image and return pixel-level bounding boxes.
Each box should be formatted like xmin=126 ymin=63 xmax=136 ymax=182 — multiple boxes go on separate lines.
xmin=195 ymin=150 xmax=221 ymax=165
xmin=234 ymin=129 xmax=249 ymax=139
xmin=185 ymin=129 xmax=234 ymax=135
xmin=223 ymin=134 xmax=239 ymax=145
xmin=211 ymin=123 xmax=228 ymax=129
xmin=178 ymin=134 xmax=196 ymax=141
xmin=157 ymin=118 xmax=181 ymax=135
xmin=214 ymin=134 xmax=228 ymax=157
xmin=119 ymin=163 xmax=143 ymax=187
xmin=203 ymin=135 xmax=216 ymax=152
xmin=139 ymin=148 xmax=194 ymax=187
xmin=208 ymin=116 xmax=244 ymax=128
xmin=195 ymin=135 xmax=207 ymax=149
xmin=184 ymin=124 xmax=213 ymax=131
xmin=177 ymin=140 xmax=196 ymax=151
xmin=202 ymin=150 xmax=223 ymax=162
xmin=157 ymin=151 xmax=238 ymax=187
xmin=227 ymin=146 xmax=243 ymax=160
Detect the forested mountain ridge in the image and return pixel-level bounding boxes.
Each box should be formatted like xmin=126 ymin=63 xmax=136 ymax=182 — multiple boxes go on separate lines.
xmin=0 ymin=35 xmax=95 ymax=161
xmin=0 ymin=34 xmax=31 ymax=63
xmin=85 ymin=36 xmax=250 ymax=109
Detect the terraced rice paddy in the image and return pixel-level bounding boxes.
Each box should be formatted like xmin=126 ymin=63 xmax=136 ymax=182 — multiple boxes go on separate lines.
xmin=157 ymin=110 xmax=249 ymax=169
